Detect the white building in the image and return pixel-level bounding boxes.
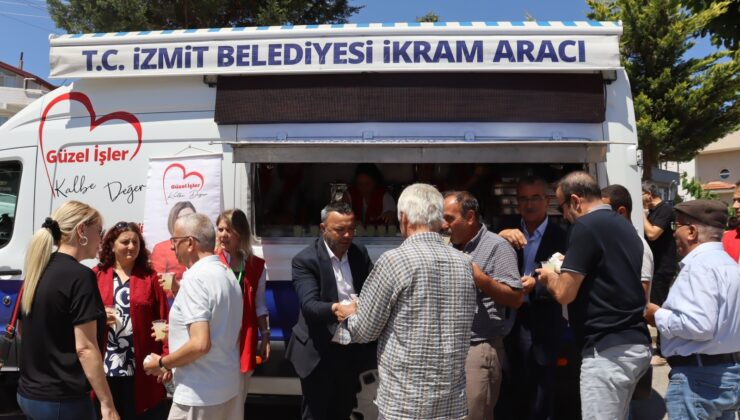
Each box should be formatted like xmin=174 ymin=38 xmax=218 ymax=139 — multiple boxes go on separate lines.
xmin=0 ymin=61 xmax=55 ymax=126
xmin=663 ymin=130 xmax=740 ymax=203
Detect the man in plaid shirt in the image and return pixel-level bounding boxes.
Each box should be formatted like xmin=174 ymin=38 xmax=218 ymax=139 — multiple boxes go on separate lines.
xmin=342 ymin=183 xmax=478 ymax=420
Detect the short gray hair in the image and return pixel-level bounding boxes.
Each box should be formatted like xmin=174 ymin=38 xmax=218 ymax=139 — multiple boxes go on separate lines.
xmin=397 ymin=183 xmax=444 ymax=229
xmin=175 ymin=213 xmax=216 ymax=252
xmin=320 ymin=201 xmax=353 ymax=223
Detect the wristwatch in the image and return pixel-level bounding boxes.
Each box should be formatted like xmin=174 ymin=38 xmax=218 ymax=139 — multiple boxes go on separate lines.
xmin=159 ymin=356 xmax=171 ymax=373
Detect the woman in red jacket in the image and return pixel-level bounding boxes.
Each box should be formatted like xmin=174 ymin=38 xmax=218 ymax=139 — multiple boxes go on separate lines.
xmin=215 ymin=209 xmax=270 ymax=406
xmin=95 ymin=222 xmax=170 ymax=419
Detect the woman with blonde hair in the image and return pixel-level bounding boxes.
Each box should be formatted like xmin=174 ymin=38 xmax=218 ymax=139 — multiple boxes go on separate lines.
xmin=16 ymin=200 xmax=119 ymax=420
xmin=215 ymin=209 xmax=270 ymax=406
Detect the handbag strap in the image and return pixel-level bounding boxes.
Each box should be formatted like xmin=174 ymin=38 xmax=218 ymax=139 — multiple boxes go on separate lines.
xmin=5 ymin=287 xmax=22 ymax=337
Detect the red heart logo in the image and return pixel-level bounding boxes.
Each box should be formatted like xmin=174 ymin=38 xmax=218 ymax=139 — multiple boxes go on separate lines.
xmin=162 ymin=163 xmax=205 ymax=205
xmin=39 ymin=92 xmax=142 ymax=197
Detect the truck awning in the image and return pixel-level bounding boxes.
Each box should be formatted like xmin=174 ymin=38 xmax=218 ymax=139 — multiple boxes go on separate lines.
xmin=49 ymin=21 xmax=621 ymax=79
xmin=230 ymin=140 xmax=610 ymax=163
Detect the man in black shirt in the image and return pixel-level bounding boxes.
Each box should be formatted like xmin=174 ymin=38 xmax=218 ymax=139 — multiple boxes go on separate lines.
xmin=641 ymin=182 xmax=677 ymax=366
xmin=537 ymin=171 xmax=651 ymax=420
xmin=641 ymin=182 xmax=676 ymax=307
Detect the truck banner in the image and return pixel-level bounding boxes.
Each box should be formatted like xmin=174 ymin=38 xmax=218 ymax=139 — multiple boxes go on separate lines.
xmin=50 ymin=28 xmax=621 ymax=78
xmin=142 ymin=154 xmax=222 ymax=262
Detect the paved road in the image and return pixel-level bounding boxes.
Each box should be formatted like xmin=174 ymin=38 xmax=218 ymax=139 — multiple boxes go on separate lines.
xmin=3 ymin=366 xmax=738 ymax=419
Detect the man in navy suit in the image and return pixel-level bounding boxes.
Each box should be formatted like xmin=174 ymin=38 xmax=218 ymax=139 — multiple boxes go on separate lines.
xmin=495 ymin=176 xmax=569 ymax=420
xmin=286 ymin=201 xmax=374 ymax=420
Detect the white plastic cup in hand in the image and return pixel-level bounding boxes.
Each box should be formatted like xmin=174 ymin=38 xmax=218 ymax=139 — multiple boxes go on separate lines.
xmin=152 ymin=320 xmax=167 ymax=341
xmin=160 ymin=272 xmax=174 ymax=292
xmin=540 ymin=261 xmax=557 ymax=272
xmin=105 ymin=305 xmax=119 ymax=326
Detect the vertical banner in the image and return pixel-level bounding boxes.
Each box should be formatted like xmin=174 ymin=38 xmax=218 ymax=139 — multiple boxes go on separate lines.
xmin=143 ymin=154 xmax=222 ymax=281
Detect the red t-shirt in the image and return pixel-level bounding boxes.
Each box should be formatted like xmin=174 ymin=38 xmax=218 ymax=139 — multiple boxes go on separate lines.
xmin=722 ymin=228 xmax=740 ymax=263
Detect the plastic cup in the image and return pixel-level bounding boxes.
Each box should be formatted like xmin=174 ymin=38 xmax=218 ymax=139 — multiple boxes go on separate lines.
xmin=160 ymin=272 xmax=174 ymax=292
xmin=540 ymin=261 xmax=557 ymax=272
xmin=377 ymin=225 xmax=387 ymax=236
xmin=105 ymin=305 xmax=119 ymax=326
xmin=152 ymin=320 xmax=167 ymax=341
xmin=309 ymin=225 xmax=320 ymax=237
xmin=388 ymin=225 xmax=398 ymax=236
xmin=292 ymin=225 xmax=303 ymax=237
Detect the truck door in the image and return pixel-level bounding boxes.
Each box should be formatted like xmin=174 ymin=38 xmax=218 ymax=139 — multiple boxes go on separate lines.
xmin=0 ymin=146 xmax=36 ymax=373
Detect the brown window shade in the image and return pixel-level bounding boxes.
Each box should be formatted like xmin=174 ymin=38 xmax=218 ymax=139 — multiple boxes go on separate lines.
xmin=215 ymin=72 xmax=605 ymax=124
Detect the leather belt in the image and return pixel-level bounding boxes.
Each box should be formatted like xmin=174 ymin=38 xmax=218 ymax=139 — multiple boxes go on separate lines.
xmin=667 ymin=352 xmax=740 ymax=367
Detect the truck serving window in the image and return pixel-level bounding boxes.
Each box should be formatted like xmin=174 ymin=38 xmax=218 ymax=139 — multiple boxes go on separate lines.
xmin=252 ymin=162 xmax=584 ymax=239
xmin=0 ymin=161 xmax=21 ymax=248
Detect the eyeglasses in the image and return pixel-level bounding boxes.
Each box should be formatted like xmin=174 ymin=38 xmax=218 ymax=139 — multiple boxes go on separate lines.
xmin=557 ymin=201 xmax=568 ymax=214
xmin=670 ymin=221 xmax=692 ymax=231
xmin=84 ymin=220 xmax=104 ymax=238
xmin=114 ymin=221 xmax=137 ymax=230
xmin=170 ymin=236 xmax=199 ymax=246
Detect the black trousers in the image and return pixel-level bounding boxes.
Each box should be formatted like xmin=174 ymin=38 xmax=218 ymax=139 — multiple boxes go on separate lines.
xmin=300 ymin=343 xmax=362 ymax=420
xmin=496 ymin=306 xmax=559 ymax=420
xmin=95 ymin=376 xmax=169 ymax=420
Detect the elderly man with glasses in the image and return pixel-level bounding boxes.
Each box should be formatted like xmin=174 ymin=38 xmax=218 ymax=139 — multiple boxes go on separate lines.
xmin=645 ymin=200 xmax=740 ymax=419
xmin=143 ymin=213 xmax=244 ymax=420
xmin=339 ymin=183 xmax=478 ymax=420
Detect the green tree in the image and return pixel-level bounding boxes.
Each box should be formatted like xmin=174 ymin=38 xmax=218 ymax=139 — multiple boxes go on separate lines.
xmin=679 ymin=172 xmax=718 ymax=200
xmin=416 ymin=11 xmax=439 ymax=23
xmin=47 ymin=0 xmax=363 ymax=33
xmin=683 ymin=0 xmax=739 ymax=50
xmin=588 ymin=0 xmax=740 ymax=180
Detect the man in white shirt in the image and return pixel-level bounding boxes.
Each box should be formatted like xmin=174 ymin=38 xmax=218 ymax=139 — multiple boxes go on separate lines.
xmin=285 ymin=202 xmax=374 ymax=420
xmin=645 ymin=199 xmax=740 ymax=419
xmin=143 ymin=213 xmax=243 ymax=420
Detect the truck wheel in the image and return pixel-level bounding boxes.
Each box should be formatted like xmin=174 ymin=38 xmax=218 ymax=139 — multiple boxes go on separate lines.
xmin=351 ymin=368 xmax=379 ymax=420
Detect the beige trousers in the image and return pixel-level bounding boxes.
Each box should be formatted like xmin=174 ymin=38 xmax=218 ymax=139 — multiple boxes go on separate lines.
xmin=167 ymin=395 xmax=244 ymax=420
xmin=465 ymin=337 xmax=505 ymax=420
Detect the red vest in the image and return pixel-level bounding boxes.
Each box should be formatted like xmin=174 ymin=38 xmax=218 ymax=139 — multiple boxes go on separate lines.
xmin=723 ymin=228 xmax=740 ymax=262
xmin=218 ymin=251 xmax=266 ymax=373
xmin=349 ymin=186 xmax=385 ymax=225
xmin=94 ymin=266 xmax=170 ymax=415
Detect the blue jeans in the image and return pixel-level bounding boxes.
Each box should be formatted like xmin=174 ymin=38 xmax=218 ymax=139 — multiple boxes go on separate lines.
xmin=17 ymin=393 xmax=95 ymax=420
xmin=580 ymin=343 xmax=651 ymax=420
xmin=666 ymin=363 xmax=740 ymax=420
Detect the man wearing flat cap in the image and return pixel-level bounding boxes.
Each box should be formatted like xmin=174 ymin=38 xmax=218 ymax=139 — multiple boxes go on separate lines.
xmin=645 ymin=199 xmax=740 ymax=419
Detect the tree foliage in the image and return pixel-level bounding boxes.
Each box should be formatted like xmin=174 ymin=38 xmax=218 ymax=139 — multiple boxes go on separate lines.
xmin=679 ymin=171 xmax=718 ymax=200
xmin=683 ymin=0 xmax=739 ymax=50
xmin=588 ymin=0 xmax=739 ymax=180
xmin=47 ymin=0 xmax=363 ymax=33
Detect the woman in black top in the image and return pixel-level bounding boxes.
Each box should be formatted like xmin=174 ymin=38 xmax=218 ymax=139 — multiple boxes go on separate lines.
xmin=17 ymin=200 xmax=120 ymax=420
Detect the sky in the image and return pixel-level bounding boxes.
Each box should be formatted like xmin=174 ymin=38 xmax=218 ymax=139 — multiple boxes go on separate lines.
xmin=0 ymin=0 xmax=720 ymax=84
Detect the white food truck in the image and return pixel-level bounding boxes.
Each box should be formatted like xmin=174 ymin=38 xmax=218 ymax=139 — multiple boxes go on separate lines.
xmin=0 ymin=21 xmax=641 ymax=417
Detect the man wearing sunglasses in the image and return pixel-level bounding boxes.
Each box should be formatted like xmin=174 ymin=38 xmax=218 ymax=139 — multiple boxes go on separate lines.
xmin=143 ymin=213 xmax=244 ymax=419
xmin=537 ymin=171 xmax=651 ymax=420
xmin=645 ymin=199 xmax=740 ymax=419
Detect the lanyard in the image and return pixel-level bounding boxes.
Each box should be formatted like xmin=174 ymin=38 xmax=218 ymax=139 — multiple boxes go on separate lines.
xmin=225 ymin=250 xmax=245 ymax=286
